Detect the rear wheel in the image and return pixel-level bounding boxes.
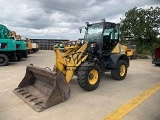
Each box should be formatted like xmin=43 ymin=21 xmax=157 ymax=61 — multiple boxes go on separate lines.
xmin=0 ymin=54 xmax=9 ymax=66
xmin=111 ymin=60 xmax=127 ymax=80
xmin=77 ymin=62 xmax=101 ymax=91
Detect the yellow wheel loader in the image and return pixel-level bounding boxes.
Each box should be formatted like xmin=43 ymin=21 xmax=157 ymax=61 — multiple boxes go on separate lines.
xmin=122 ymin=38 xmax=137 ymax=60
xmin=123 ymin=44 xmax=137 ymax=60
xmin=14 ymin=20 xmax=129 ymax=112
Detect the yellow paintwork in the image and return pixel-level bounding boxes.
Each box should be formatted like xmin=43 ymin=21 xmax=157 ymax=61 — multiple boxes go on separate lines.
xmin=102 ymin=82 xmax=160 ymax=120
xmin=127 ymin=49 xmax=135 ymax=57
xmin=122 ymin=45 xmax=136 ymax=57
xmin=26 ymin=39 xmax=32 ymax=52
xmin=16 ymin=35 xmax=21 ymax=40
xmin=27 ymin=42 xmax=32 ymax=50
xmin=11 ymin=31 xmax=16 ymax=38
xmin=122 ymin=45 xmax=128 ymax=53
xmin=120 ymin=65 xmax=126 ymax=76
xmin=111 ymin=43 xmax=125 ymax=54
xmin=54 ymin=42 xmax=89 ymax=83
xmin=63 ymin=44 xmax=80 ymax=56
xmin=88 ymin=69 xmax=98 ymax=85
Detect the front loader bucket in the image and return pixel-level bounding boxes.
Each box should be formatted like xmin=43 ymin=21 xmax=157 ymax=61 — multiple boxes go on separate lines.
xmin=13 ymin=66 xmax=70 ymax=112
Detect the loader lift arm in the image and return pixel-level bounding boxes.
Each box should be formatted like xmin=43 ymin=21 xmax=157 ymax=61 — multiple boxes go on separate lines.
xmin=54 ymin=42 xmax=89 ymax=82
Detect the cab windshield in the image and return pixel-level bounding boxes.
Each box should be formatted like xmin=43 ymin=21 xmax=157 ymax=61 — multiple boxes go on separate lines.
xmin=84 ymin=23 xmax=103 ymax=42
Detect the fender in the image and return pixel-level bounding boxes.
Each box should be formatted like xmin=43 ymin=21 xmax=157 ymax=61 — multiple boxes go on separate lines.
xmin=106 ymin=53 xmax=129 ymax=68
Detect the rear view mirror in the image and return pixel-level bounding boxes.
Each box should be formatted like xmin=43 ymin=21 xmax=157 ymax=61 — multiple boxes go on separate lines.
xmin=79 ymin=27 xmax=82 ymax=33
xmin=79 ymin=26 xmax=87 ymax=33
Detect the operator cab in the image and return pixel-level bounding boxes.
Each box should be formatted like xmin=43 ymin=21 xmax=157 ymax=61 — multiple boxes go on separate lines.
xmin=102 ymin=22 xmax=119 ymax=55
xmin=80 ymin=20 xmax=119 ymax=56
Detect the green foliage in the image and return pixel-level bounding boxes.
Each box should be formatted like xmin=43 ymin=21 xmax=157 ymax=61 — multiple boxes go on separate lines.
xmin=120 ymin=6 xmax=160 ymax=55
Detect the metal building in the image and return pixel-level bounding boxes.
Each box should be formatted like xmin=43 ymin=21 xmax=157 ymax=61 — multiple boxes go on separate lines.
xmin=31 ymin=39 xmax=69 ymax=50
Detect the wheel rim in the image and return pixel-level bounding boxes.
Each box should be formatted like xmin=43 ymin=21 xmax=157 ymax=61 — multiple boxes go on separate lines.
xmin=120 ymin=65 xmax=126 ymax=76
xmin=88 ymin=69 xmax=98 ymax=85
xmin=0 ymin=57 xmax=5 ymax=64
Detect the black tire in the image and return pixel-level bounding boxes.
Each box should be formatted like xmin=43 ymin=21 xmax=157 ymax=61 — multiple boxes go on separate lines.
xmin=155 ymin=64 xmax=160 ymax=66
xmin=111 ymin=60 xmax=127 ymax=80
xmin=16 ymin=53 xmax=22 ymax=61
xmin=77 ymin=62 xmax=101 ymax=91
xmin=24 ymin=51 xmax=28 ymax=58
xmin=0 ymin=54 xmax=9 ymax=66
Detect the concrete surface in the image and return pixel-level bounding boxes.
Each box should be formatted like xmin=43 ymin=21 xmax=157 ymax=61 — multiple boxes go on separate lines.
xmin=0 ymin=50 xmax=160 ymax=120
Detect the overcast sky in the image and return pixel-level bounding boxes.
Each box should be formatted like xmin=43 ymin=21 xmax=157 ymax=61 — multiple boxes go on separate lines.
xmin=0 ymin=0 xmax=159 ymax=40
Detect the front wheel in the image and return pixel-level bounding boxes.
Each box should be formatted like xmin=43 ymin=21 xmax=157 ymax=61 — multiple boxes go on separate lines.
xmin=111 ymin=60 xmax=127 ymax=80
xmin=77 ymin=63 xmax=101 ymax=91
xmin=0 ymin=54 xmax=9 ymax=66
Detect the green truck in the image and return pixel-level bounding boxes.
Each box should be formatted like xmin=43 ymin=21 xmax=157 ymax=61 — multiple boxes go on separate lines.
xmin=11 ymin=33 xmax=28 ymax=61
xmin=15 ymin=39 xmax=27 ymax=61
xmin=0 ymin=24 xmax=16 ymax=66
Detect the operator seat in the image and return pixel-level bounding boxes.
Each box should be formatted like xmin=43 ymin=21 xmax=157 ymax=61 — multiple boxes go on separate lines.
xmin=102 ymin=32 xmax=112 ymax=55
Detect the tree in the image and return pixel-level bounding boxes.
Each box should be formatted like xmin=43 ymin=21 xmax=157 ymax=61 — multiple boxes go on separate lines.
xmin=120 ymin=6 xmax=160 ymax=54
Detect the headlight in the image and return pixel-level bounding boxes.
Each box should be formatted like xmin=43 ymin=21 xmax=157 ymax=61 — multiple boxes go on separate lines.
xmin=81 ymin=40 xmax=84 ymax=44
